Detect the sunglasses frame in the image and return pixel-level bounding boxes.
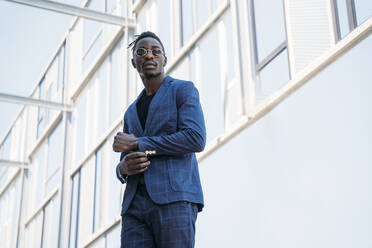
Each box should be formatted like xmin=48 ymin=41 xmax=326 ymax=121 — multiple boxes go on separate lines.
xmin=135 ymin=48 xmax=163 ymax=57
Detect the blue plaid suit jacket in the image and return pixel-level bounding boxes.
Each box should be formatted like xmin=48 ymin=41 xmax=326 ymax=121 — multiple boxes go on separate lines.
xmin=116 ymin=76 xmax=206 ymax=215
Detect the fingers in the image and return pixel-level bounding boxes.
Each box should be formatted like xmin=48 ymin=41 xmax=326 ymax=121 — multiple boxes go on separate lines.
xmin=127 ymin=160 xmax=150 ymax=175
xmin=113 ymin=142 xmax=130 ymax=152
xmin=127 ymin=161 xmax=151 ymax=174
xmin=124 ymin=152 xmax=150 ymax=175
xmin=125 ymin=152 xmax=147 ymax=159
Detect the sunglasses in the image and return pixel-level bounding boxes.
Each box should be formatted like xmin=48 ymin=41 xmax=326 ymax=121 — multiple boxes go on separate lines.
xmin=135 ymin=48 xmax=163 ymax=57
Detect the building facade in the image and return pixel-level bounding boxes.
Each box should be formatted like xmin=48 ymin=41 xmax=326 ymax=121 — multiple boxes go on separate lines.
xmin=0 ymin=0 xmax=371 ymax=247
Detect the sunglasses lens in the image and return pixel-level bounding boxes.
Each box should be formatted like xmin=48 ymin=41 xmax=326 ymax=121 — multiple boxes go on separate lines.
xmin=152 ymin=49 xmax=162 ymax=57
xmin=136 ymin=48 xmax=146 ymax=56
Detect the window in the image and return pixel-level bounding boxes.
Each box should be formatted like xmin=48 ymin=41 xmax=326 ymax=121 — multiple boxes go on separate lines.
xmin=250 ymin=0 xmax=290 ymax=103
xmin=157 ymin=0 xmax=172 ymax=60
xmin=82 ymin=0 xmax=104 ymax=72
xmin=181 ymin=0 xmax=195 ymax=46
xmin=196 ymin=0 xmax=209 ymax=29
xmin=171 ymin=7 xmax=241 ymax=142
xmin=97 ymin=63 xmax=109 ymax=137
xmin=0 ymin=133 xmax=11 ymax=189
xmin=24 ymin=192 xmax=60 ymax=248
xmin=181 ymin=0 xmax=223 ymax=46
xmin=73 ymin=90 xmax=87 ymax=165
xmin=29 ymin=122 xmax=63 ymax=213
xmin=82 ymin=27 xmax=103 ymax=72
xmin=45 ymin=122 xmax=63 ymax=196
xmin=106 ymin=134 xmax=123 ymax=221
xmin=109 ymin=44 xmax=126 ymax=125
xmin=70 ymin=139 xmax=122 ymax=246
xmin=30 ymin=143 xmax=46 ymax=210
xmin=36 ymin=78 xmax=46 ymax=139
xmin=199 ymin=28 xmax=224 ymax=142
xmin=78 ymin=158 xmax=95 ymax=246
xmin=0 ymin=177 xmax=21 ymax=248
xmin=57 ymin=44 xmax=66 ymax=99
xmin=69 ymin=172 xmax=80 ymax=248
xmin=354 ymin=0 xmax=372 ymax=24
xmin=332 ymin=0 xmax=372 ymax=41
xmin=41 ymin=195 xmax=59 ymax=247
xmin=25 ymin=211 xmax=43 ymax=247
xmin=93 ymin=149 xmax=103 ymax=232
xmin=219 ymin=10 xmax=243 ymax=127
xmin=106 ymin=0 xmax=117 ymax=13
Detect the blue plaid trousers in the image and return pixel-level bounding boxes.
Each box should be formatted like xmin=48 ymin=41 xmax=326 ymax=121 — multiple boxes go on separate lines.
xmin=121 ymin=184 xmax=198 ymax=248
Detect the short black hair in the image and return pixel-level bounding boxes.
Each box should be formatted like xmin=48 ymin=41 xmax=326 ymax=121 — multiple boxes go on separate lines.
xmin=128 ymin=31 xmax=166 ymax=55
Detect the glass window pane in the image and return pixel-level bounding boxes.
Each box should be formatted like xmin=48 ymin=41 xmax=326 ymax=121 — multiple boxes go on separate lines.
xmin=26 ymin=211 xmax=43 ymax=248
xmin=31 ymin=143 xmax=46 ymax=209
xmin=181 ymin=0 xmax=195 ymax=45
xmin=256 ymin=49 xmax=290 ymax=103
xmin=355 ymin=0 xmax=372 ymax=25
xmin=137 ymin=7 xmax=146 ymax=33
xmin=109 ymin=44 xmax=125 ymax=125
xmin=73 ymin=91 xmax=87 ymax=165
xmin=69 ymin=173 xmax=80 ymax=248
xmin=97 ymin=62 xmax=108 ymax=138
xmin=253 ymin=0 xmax=286 ymax=62
xmin=222 ymin=10 xmax=236 ymax=82
xmin=93 ymin=150 xmax=103 ymax=232
xmin=46 ymin=123 xmax=63 ymax=196
xmin=106 ymin=0 xmax=117 ymax=13
xmin=157 ymin=0 xmax=172 ymax=60
xmin=199 ymin=29 xmax=224 ymax=142
xmin=336 ymin=0 xmax=351 ymax=39
xmin=83 ymin=19 xmax=102 ymax=55
xmin=107 ymin=141 xmax=123 ymax=221
xmin=197 ymin=0 xmax=209 ymax=29
xmin=87 ymin=0 xmax=105 ymax=12
xmin=83 ymin=31 xmax=103 ymax=72
xmin=78 ymin=159 xmax=95 ymax=244
xmin=0 ymin=134 xmax=11 ymax=189
xmin=42 ymin=194 xmax=60 ymax=248
xmin=0 ymin=132 xmax=11 ymax=159
xmin=210 ymin=0 xmax=219 ymax=14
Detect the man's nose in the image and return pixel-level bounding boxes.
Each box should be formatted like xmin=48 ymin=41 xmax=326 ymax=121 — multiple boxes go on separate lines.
xmin=144 ymin=50 xmax=154 ymax=59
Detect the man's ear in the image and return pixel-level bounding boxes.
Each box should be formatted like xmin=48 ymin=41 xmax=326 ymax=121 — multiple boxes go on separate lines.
xmin=131 ymin=58 xmax=136 ymax=68
xmin=163 ymin=55 xmax=167 ymax=67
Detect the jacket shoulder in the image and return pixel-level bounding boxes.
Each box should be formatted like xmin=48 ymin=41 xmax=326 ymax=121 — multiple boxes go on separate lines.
xmin=168 ymin=78 xmax=196 ymax=91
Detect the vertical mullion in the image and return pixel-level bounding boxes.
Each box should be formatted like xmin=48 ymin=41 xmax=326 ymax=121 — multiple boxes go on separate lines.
xmin=93 ymin=152 xmax=98 ymax=233
xmin=180 ymin=0 xmax=184 ymax=46
xmin=330 ymin=0 xmax=342 ymax=42
xmin=40 ymin=210 xmax=46 ymax=248
xmin=346 ymin=0 xmax=357 ymax=30
xmin=249 ymin=0 xmax=259 ymax=69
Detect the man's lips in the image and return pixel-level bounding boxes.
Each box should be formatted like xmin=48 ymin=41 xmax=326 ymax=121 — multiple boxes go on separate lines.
xmin=143 ymin=62 xmax=157 ymax=68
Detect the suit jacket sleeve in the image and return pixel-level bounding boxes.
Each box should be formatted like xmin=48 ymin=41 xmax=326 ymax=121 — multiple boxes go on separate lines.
xmin=137 ymin=82 xmax=206 ymax=156
xmin=116 ymin=120 xmax=129 ymax=184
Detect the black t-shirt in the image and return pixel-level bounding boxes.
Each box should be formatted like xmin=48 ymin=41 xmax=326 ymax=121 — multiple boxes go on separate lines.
xmin=136 ymin=93 xmax=155 ymax=130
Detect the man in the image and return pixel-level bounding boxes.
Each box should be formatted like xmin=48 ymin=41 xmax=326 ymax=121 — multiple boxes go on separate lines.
xmin=112 ymin=31 xmax=206 ymax=248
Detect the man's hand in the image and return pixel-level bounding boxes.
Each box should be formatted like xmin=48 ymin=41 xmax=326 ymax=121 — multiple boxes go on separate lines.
xmin=119 ymin=152 xmax=150 ymax=175
xmin=113 ymin=132 xmax=139 ymax=152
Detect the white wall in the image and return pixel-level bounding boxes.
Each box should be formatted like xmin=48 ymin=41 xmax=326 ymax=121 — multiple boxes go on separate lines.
xmin=196 ymin=35 xmax=372 ymax=247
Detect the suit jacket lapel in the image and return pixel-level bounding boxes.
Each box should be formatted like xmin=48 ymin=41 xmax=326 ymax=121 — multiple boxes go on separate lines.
xmin=143 ymin=76 xmax=173 ymax=136
xmin=129 ymin=89 xmax=145 ymax=136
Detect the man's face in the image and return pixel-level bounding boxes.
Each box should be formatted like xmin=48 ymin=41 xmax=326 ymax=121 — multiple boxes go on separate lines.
xmin=131 ymin=37 xmax=167 ymax=79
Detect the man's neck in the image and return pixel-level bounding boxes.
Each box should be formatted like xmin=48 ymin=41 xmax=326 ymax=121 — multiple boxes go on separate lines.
xmin=141 ymin=74 xmax=166 ymax=95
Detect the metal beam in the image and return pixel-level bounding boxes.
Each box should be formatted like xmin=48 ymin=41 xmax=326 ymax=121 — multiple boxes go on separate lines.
xmin=0 ymin=159 xmax=28 ymax=169
xmin=6 ymin=0 xmax=136 ymax=27
xmin=0 ymin=92 xmax=72 ymax=112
